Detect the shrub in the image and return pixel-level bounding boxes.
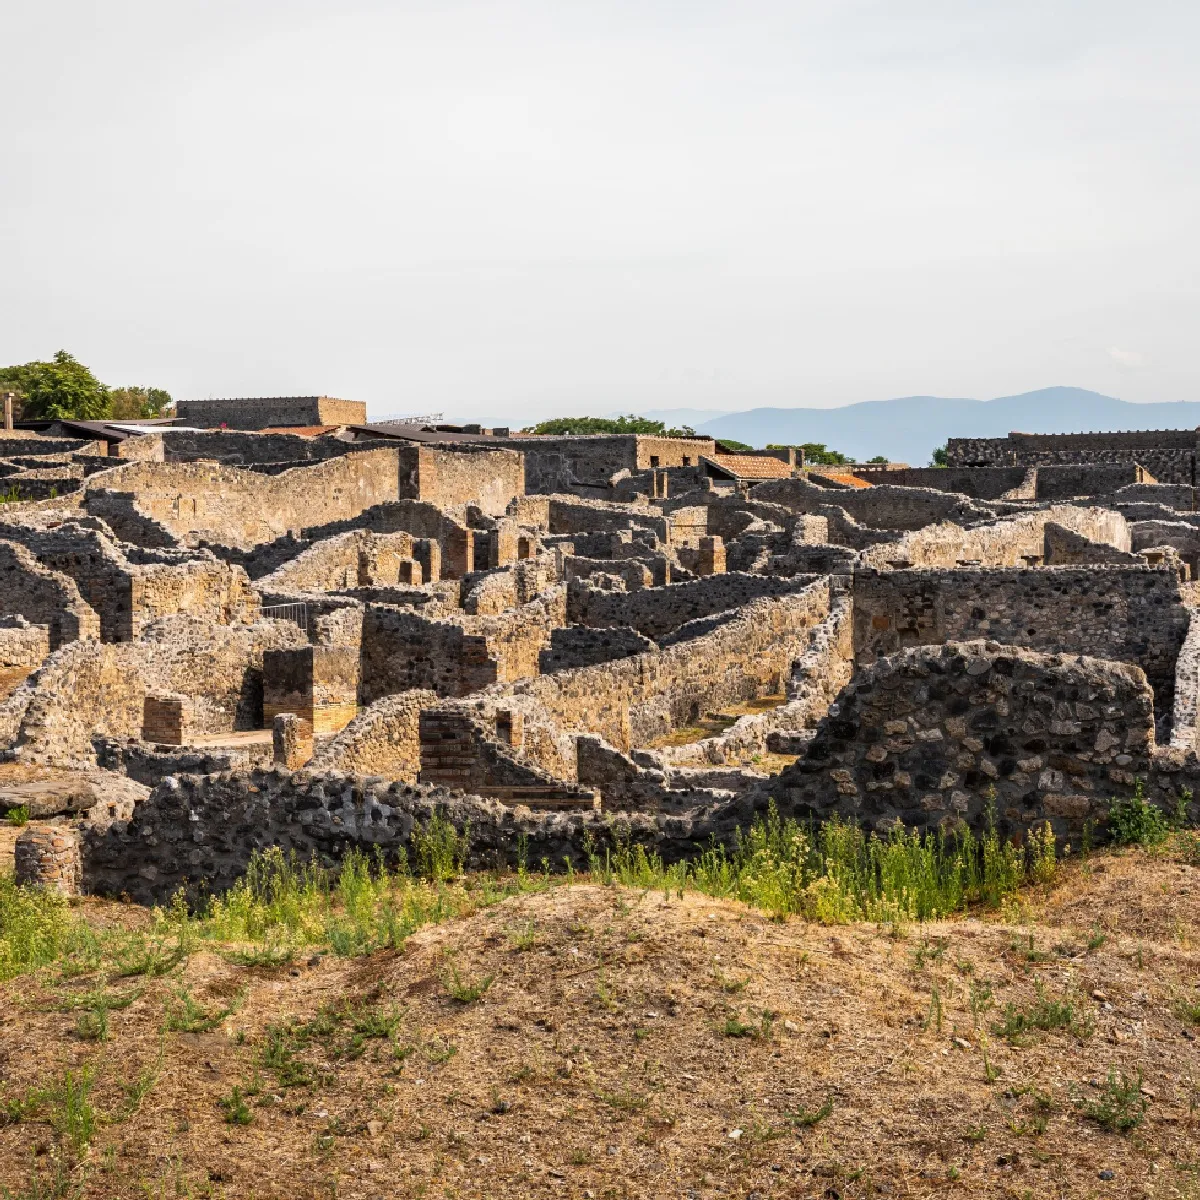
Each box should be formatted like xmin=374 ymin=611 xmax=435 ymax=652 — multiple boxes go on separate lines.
xmin=0 ymin=877 xmax=72 ymax=980
xmin=1108 ymin=781 xmax=1170 ymax=847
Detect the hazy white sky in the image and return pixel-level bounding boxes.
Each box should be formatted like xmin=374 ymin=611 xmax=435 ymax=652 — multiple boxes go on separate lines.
xmin=2 ymin=0 xmax=1198 ymax=423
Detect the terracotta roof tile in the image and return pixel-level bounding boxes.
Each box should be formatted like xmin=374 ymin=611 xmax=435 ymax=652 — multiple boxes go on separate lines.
xmin=704 ymin=454 xmax=794 ymax=479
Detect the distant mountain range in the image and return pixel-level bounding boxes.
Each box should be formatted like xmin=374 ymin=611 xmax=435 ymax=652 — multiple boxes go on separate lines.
xmin=631 ymin=388 xmax=1200 ymax=465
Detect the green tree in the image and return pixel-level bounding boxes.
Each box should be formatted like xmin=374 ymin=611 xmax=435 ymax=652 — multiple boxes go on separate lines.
xmin=0 ymin=351 xmax=110 ymax=420
xmin=714 ymin=438 xmax=753 ymax=452
xmin=109 ymin=386 xmax=174 ymax=420
xmin=868 ymin=455 xmax=888 ymax=463
xmin=930 ymin=444 xmax=948 ymax=467
xmin=524 ymin=414 xmax=697 ymax=437
xmin=767 ymin=442 xmax=849 ymax=466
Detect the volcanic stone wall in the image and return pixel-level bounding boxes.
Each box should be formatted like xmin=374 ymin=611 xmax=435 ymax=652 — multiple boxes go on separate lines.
xmin=773 ymin=642 xmax=1162 ymax=840
xmin=0 ymin=616 xmax=307 ymax=764
xmin=84 ymin=449 xmax=405 ymax=547
xmin=852 ymin=566 xmax=1190 ymax=720
xmin=567 ymin=572 xmax=816 ymax=639
xmin=504 ymin=435 xmax=715 ymax=493
xmin=0 ymin=540 xmax=100 ymax=648
xmin=858 ymin=506 xmax=1130 ymax=571
xmin=360 ymin=589 xmax=564 ymax=702
xmin=175 ymin=396 xmax=367 ymax=429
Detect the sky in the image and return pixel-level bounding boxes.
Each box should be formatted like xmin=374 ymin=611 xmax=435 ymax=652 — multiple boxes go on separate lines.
xmin=2 ymin=0 xmax=1198 ymax=425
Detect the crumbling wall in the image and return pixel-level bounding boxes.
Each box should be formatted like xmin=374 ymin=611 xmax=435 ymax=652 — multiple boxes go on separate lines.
xmin=0 ymin=616 xmax=307 ymax=765
xmin=414 ymin=445 xmax=524 ymax=516
xmin=773 ymin=642 xmax=1157 ymax=840
xmin=360 ymin=588 xmax=564 ymax=701
xmin=567 ymin=572 xmax=815 ymax=639
xmin=852 ymin=566 xmax=1190 ymax=721
xmin=0 ymin=540 xmax=100 ymax=648
xmin=256 ymin=530 xmax=420 ymax=592
xmin=750 ymin=476 xmax=996 ymax=531
xmin=538 ymin=625 xmax=656 ymax=672
xmin=312 ymin=688 xmax=439 ymax=779
xmin=83 ymin=448 xmax=404 ymax=547
xmin=859 ymin=505 xmax=1131 ymax=570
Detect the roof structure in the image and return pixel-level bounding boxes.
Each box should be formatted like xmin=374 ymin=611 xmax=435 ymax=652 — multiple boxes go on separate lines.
xmin=701 ymin=453 xmax=795 ymax=481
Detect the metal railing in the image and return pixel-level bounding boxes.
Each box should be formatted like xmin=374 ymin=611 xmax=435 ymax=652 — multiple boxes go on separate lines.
xmin=261 ymin=601 xmax=308 ymax=632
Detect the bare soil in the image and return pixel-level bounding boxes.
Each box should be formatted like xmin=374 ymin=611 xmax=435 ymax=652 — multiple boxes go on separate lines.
xmin=1 ymin=850 xmax=1199 ymax=1199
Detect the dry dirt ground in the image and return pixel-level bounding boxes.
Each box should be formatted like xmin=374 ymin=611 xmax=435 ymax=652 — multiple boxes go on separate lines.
xmin=1 ymin=850 xmax=1199 ymax=1200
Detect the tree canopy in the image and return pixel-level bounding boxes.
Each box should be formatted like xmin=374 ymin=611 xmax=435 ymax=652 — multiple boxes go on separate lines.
xmin=0 ymin=352 xmax=173 ymax=422
xmin=109 ymin=386 xmax=174 ymax=420
xmin=767 ymin=442 xmax=849 ymax=465
xmin=523 ymin=414 xmax=698 ymax=437
xmin=930 ymin=444 xmax=949 ymax=467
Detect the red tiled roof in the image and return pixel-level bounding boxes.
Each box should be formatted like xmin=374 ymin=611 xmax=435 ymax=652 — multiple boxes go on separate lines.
xmin=807 ymin=469 xmax=873 ymax=488
xmin=703 ymin=454 xmax=794 ymax=480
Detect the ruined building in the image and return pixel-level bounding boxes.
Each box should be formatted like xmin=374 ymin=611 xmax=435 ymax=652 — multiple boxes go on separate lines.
xmin=2 ymin=414 xmax=1198 ymax=901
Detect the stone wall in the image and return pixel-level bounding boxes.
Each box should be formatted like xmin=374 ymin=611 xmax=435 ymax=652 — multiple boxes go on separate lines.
xmin=0 ymin=523 xmax=259 ymax=642
xmin=750 ymin=476 xmax=997 ymax=532
xmin=256 ymin=530 xmax=421 ymax=592
xmin=414 ymin=445 xmax=524 ymax=516
xmin=567 ymin=572 xmax=815 ymax=639
xmin=161 ymin=429 xmax=360 ymax=467
xmin=851 ymin=566 xmax=1191 ymax=724
xmin=0 ymin=616 xmax=307 ymax=765
xmin=83 ymin=449 xmax=404 ymax=548
xmin=538 ymin=625 xmax=656 ymax=672
xmin=0 ymin=540 xmax=100 ymax=648
xmin=858 ymin=505 xmax=1131 ymax=571
xmin=772 ymin=642 xmax=1161 ymax=841
xmin=852 ymin=467 xmax=1035 ymax=500
xmin=175 ymin=396 xmax=367 ymax=429
xmin=503 ymin=435 xmax=714 ymax=493
xmin=946 ymin=430 xmax=1196 ymax=485
xmin=312 ymin=689 xmax=439 ymax=779
xmin=360 ymin=589 xmax=564 ymax=702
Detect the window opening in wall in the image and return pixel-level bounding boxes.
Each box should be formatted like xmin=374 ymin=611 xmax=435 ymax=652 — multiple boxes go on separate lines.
xmin=682 ymin=456 xmax=691 ymax=466
xmin=649 ymin=456 xmax=660 ymax=468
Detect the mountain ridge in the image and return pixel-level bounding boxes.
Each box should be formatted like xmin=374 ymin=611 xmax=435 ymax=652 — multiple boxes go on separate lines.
xmin=690 ymin=387 xmax=1200 ymax=464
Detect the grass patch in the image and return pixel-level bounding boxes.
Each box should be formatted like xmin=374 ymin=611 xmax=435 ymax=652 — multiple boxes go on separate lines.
xmin=1080 ymin=1068 xmax=1147 ymax=1132
xmin=588 ymin=801 xmax=1054 ymax=923
xmin=992 ymin=985 xmax=1093 ymax=1043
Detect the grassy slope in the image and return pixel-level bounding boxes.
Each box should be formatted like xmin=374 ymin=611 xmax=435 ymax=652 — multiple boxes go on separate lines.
xmin=0 ymin=849 xmax=1198 ymax=1199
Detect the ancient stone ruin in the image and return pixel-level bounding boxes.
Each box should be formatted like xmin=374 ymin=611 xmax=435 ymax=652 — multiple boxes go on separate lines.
xmin=3 ymin=414 xmax=1198 ymax=901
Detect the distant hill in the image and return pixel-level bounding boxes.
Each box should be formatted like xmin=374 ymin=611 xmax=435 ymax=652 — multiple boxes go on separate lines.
xmin=694 ymin=388 xmax=1200 ymax=465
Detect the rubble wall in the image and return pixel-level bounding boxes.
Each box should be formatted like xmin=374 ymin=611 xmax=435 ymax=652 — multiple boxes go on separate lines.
xmin=772 ymin=642 xmax=1163 ymax=840
xmin=851 ymin=566 xmax=1191 ymax=719
xmin=0 ymin=540 xmax=100 ymax=648
xmin=83 ymin=449 xmax=404 ymax=547
xmin=312 ymin=688 xmax=439 ymax=779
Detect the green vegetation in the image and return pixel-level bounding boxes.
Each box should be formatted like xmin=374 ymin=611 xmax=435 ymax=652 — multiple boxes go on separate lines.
xmin=714 ymin=438 xmax=752 ymax=451
xmin=0 ymin=876 xmax=73 ymax=980
xmin=4 ymin=806 xmax=29 ymax=827
xmin=107 ymin=386 xmax=173 ymax=420
xmin=587 ymin=803 xmax=1054 ymax=923
xmin=1108 ymin=780 xmax=1173 ymax=847
xmin=1 ymin=808 xmax=1056 ymax=994
xmin=992 ymin=984 xmax=1093 ymax=1042
xmin=0 ymin=351 xmax=173 ymax=422
xmin=930 ymin=444 xmax=949 ymax=467
xmin=1080 ymin=1068 xmax=1147 ymax=1132
xmin=767 ymin=442 xmax=848 ymax=465
xmin=523 ymin=414 xmax=696 ymax=437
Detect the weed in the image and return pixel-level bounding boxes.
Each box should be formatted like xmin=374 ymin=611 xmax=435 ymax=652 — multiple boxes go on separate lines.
xmin=164 ymin=986 xmax=242 ymax=1034
xmin=1081 ymin=1069 xmax=1147 ymax=1132
xmin=993 ymin=985 xmax=1091 ymax=1042
xmin=595 ymin=1086 xmax=648 ymax=1114
xmin=912 ymin=937 xmax=946 ymax=968
xmin=74 ymin=1006 xmax=108 ymax=1042
xmin=981 ymin=1035 xmax=1000 ymax=1082
xmin=507 ymin=922 xmax=537 ymax=951
xmin=1175 ymin=996 xmax=1200 ymax=1025
xmin=0 ymin=877 xmax=72 ymax=980
xmin=787 ymin=1096 xmax=834 ymax=1128
xmin=722 ymin=1015 xmax=759 ymax=1038
xmin=442 ymin=966 xmax=494 ymax=1003
xmin=715 ymin=969 xmax=750 ymax=993
xmin=1108 ymin=781 xmax=1171 ymax=847
xmin=56 ymin=1068 xmax=96 ymax=1154
xmin=923 ymin=983 xmax=944 ymax=1033
xmin=963 ymin=1124 xmax=988 ymax=1143
xmin=218 ymin=1086 xmax=253 ymax=1126
xmin=5 ymin=805 xmax=29 ymax=827
xmin=969 ymin=980 xmax=994 ymax=1029
xmin=422 ymin=1037 xmax=458 ymax=1065
xmin=1086 ymin=925 xmax=1108 ymax=953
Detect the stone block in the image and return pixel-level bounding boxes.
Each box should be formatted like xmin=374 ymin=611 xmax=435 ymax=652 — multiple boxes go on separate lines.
xmin=142 ymin=694 xmax=192 ymax=745
xmin=273 ymin=713 xmax=314 ymax=769
xmin=263 ymin=645 xmax=360 ymax=734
